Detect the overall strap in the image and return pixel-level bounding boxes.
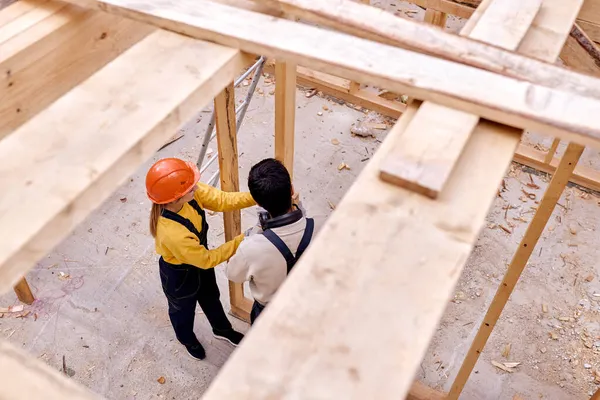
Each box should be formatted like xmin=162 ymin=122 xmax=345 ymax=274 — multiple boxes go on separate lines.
xmin=262 ymin=218 xmax=315 ymax=274
xmin=262 ymin=230 xmax=295 ymax=272
xmin=294 ymin=218 xmax=314 ymax=261
xmin=161 ymin=200 xmax=208 ymax=247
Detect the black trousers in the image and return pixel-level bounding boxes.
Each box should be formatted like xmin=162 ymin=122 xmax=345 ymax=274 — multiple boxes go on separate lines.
xmin=250 ymin=301 xmax=265 ymax=325
xmin=159 ymin=258 xmax=232 ymax=347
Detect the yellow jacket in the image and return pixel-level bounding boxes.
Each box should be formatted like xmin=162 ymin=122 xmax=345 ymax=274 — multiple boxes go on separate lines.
xmin=155 ymin=183 xmax=255 ymax=269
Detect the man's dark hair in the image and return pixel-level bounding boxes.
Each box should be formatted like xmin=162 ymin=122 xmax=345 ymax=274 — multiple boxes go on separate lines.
xmin=248 ymin=158 xmax=292 ymax=217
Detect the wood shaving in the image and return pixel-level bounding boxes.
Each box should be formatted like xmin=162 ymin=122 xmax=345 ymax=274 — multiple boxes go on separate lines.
xmin=337 ymin=162 xmax=350 ymax=171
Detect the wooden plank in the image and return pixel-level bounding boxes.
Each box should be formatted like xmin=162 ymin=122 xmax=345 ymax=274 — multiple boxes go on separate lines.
xmin=0 ymin=31 xmax=250 ymax=292
xmin=379 ymin=0 xmax=541 ymax=198
xmin=13 ymin=276 xmax=34 ymax=304
xmin=294 ymin=66 xmax=406 ymax=118
xmin=200 ymin=0 xmax=580 ymax=397
xmin=204 ymin=106 xmax=521 ymax=400
xmin=214 ymin=82 xmax=251 ymax=323
xmin=274 ymin=61 xmax=296 ymax=175
xmin=579 ymin=0 xmax=600 ymax=26
xmin=0 ymin=2 xmax=153 ymax=138
xmin=0 ymin=0 xmax=66 ymax=45
xmin=410 ymin=0 xmax=474 ymax=19
xmin=467 ymin=0 xmax=542 ymax=46
xmin=0 ymin=339 xmax=101 ymax=399
xmin=423 ymin=8 xmax=447 ymax=27
xmin=75 ymin=0 xmax=600 ymax=149
xmin=544 ymin=138 xmax=561 ymax=164
xmin=563 ymin=23 xmax=600 ymax=76
xmin=513 ymin=142 xmax=600 ymax=192
xmin=577 ymin=19 xmax=600 ymax=44
xmin=447 ymin=143 xmax=585 ymax=399
xmin=406 ymin=381 xmax=446 ymax=400
xmin=247 ymin=0 xmax=600 ymax=99
xmin=264 ymin=63 xmax=406 ymax=118
xmin=561 ymin=33 xmax=600 ymax=76
xmin=0 ymin=0 xmax=49 ymax=27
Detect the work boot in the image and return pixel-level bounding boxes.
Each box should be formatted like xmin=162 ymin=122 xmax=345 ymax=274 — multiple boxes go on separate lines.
xmin=213 ymin=328 xmax=244 ymax=347
xmin=185 ymin=342 xmax=206 ymax=360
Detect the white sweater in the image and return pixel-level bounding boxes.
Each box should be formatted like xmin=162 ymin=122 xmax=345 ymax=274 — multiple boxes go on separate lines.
xmin=226 ymin=215 xmax=323 ymax=305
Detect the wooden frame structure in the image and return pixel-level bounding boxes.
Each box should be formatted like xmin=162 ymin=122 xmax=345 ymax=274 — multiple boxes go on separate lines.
xmin=3 ymin=0 xmax=600 ymax=398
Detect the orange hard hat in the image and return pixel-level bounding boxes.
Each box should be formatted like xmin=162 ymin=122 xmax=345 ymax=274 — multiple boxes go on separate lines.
xmin=146 ymin=158 xmax=200 ymax=204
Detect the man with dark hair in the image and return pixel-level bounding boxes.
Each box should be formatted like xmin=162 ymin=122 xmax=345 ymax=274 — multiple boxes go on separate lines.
xmin=226 ymin=158 xmax=320 ymax=324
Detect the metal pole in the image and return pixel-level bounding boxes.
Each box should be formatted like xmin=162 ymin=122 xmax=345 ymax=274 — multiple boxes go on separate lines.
xmin=199 ymin=57 xmax=266 ymax=186
xmin=196 ymin=57 xmax=265 ymax=171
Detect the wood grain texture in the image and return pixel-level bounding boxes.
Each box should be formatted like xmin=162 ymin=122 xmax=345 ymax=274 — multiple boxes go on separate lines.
xmin=88 ymin=0 xmax=600 ymax=148
xmin=274 ymin=61 xmax=296 ymax=175
xmin=467 ymin=0 xmax=542 ymax=46
xmin=214 ymin=82 xmax=251 ymax=322
xmin=0 ymin=339 xmax=101 ymax=399
xmin=445 ymin=0 xmax=585 ymax=397
xmin=0 ymin=1 xmax=153 ymax=138
xmin=513 ymin=142 xmax=600 ymax=192
xmin=447 ymin=143 xmax=585 ymax=399
xmin=423 ymin=8 xmax=447 ymax=27
xmin=0 ymin=31 xmax=250 ymax=292
xmin=208 ymin=0 xmax=578 ymax=398
xmin=250 ymin=0 xmax=600 ymax=99
xmin=379 ymin=0 xmax=539 ymax=198
xmin=13 ymin=276 xmax=34 ymax=304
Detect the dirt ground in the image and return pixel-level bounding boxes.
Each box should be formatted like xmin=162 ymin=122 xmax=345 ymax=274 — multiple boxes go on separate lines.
xmin=3 ymin=1 xmax=600 ymax=399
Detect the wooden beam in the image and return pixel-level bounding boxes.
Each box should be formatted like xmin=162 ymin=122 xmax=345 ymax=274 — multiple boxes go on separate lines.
xmin=294 ymin=66 xmax=406 ymax=118
xmin=423 ymin=8 xmax=447 ymax=27
xmin=577 ymin=19 xmax=600 ymax=44
xmin=0 ymin=31 xmax=251 ymax=293
xmin=406 ymin=381 xmax=446 ymax=400
xmin=202 ymin=0 xmax=579 ymax=397
xmin=247 ymin=0 xmax=600 ymax=99
xmin=544 ymin=138 xmax=561 ymax=164
xmin=0 ymin=339 xmax=101 ymax=399
xmin=561 ymin=23 xmax=600 ymax=77
xmin=274 ymin=61 xmax=296 ymax=175
xmin=379 ymin=0 xmax=541 ymax=198
xmin=0 ymin=1 xmax=153 ymax=138
xmin=75 ymin=0 xmax=600 ymax=149
xmin=214 ymin=82 xmax=252 ymax=322
xmin=513 ymin=142 xmax=600 ymax=192
xmin=203 ymin=105 xmax=522 ymax=400
xmin=13 ymin=276 xmax=34 ymax=304
xmin=447 ymin=143 xmax=584 ymax=399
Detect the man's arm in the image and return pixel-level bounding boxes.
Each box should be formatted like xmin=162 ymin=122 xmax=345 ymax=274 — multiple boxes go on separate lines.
xmin=195 ymin=182 xmax=256 ymax=212
xmin=226 ymin=242 xmax=250 ymax=283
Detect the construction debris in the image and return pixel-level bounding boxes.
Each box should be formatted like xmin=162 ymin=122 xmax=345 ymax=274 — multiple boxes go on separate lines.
xmin=337 ymin=162 xmax=350 ymax=171
xmin=331 ymin=138 xmax=340 ymax=145
xmin=501 ymin=343 xmax=511 ymax=358
xmin=157 ymin=376 xmax=166 ymax=384
xmin=492 ymin=360 xmax=520 ymax=373
xmin=0 ymin=305 xmax=24 ymax=313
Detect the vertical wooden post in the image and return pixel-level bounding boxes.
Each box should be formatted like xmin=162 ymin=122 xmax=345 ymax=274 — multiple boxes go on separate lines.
xmin=14 ymin=277 xmax=34 ymax=305
xmin=348 ymin=0 xmax=370 ymax=94
xmin=214 ymin=82 xmax=252 ymax=322
xmin=544 ymin=138 xmax=561 ymax=164
xmin=447 ymin=143 xmax=585 ymax=400
xmin=274 ymin=61 xmax=296 ymax=176
xmin=424 ymin=8 xmax=448 ymax=27
xmin=591 ymin=388 xmax=600 ymax=400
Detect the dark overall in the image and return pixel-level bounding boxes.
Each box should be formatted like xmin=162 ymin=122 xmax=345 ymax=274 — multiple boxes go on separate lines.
xmin=250 ymin=218 xmax=315 ymax=325
xmin=159 ymin=199 xmax=232 ymax=347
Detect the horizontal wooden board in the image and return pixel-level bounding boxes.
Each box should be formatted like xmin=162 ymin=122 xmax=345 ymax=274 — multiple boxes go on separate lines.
xmin=0 ymin=2 xmax=153 ymax=138
xmin=0 ymin=30 xmax=250 ymax=292
xmin=0 ymin=339 xmax=101 ymax=399
xmin=89 ymin=0 xmax=600 ymax=149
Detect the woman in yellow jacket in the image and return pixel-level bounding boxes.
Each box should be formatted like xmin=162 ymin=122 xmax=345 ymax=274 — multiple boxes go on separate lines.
xmin=146 ymin=158 xmax=255 ymax=360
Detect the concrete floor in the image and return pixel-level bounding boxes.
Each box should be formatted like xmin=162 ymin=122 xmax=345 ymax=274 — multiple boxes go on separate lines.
xmin=4 ymin=1 xmax=600 ymax=399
